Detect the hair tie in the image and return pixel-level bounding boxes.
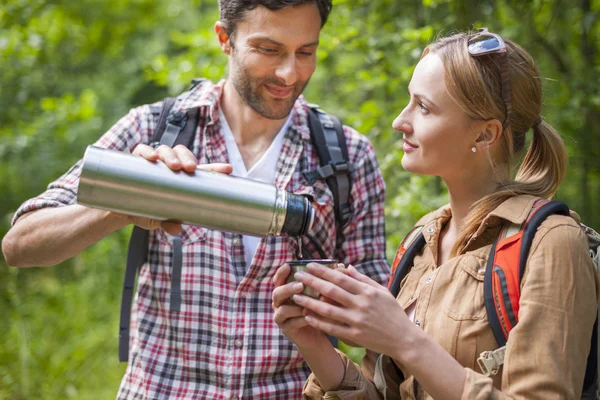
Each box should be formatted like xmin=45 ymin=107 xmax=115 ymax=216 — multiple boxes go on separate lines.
xmin=533 ymin=116 xmax=543 ymax=128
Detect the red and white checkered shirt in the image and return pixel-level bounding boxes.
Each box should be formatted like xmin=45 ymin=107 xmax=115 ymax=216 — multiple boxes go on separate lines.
xmin=13 ymin=80 xmax=389 ymax=399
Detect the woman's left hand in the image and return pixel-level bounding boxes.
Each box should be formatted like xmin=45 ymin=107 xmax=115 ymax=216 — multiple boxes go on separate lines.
xmin=291 ymin=263 xmax=416 ymax=357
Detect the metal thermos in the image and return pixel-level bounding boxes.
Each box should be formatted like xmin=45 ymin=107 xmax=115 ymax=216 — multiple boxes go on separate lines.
xmin=77 ymin=146 xmax=314 ymax=237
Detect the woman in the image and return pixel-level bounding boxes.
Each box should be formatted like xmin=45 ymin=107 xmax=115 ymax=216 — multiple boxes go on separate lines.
xmin=272 ymin=29 xmax=599 ymax=399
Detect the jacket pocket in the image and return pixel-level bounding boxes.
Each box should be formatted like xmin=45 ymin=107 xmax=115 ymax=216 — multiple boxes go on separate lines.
xmin=445 ymin=255 xmax=487 ymax=321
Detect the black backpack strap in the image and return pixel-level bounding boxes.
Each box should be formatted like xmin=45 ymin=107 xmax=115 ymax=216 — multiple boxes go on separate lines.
xmin=119 ymin=82 xmax=201 ymax=362
xmin=516 ymin=201 xmax=569 ymax=281
xmin=304 ymin=106 xmax=353 ymax=225
xmin=483 ymin=200 xmax=598 ymax=393
xmin=119 ymin=226 xmax=149 ymax=362
xmin=148 ymin=97 xmax=176 ymax=148
xmin=304 ymin=105 xmax=353 ymax=350
xmin=520 ymin=201 xmax=598 ymax=396
xmin=484 ymin=200 xmax=571 ymax=350
xmin=389 ymin=233 xmax=426 ymax=298
xmin=515 ymin=200 xmax=598 ymax=394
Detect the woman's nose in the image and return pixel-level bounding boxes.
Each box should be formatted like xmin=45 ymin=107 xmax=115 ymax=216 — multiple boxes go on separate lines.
xmin=392 ymin=109 xmax=412 ymax=134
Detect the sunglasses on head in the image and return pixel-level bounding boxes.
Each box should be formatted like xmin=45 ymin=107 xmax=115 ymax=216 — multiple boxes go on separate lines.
xmin=467 ymin=28 xmax=512 ymax=131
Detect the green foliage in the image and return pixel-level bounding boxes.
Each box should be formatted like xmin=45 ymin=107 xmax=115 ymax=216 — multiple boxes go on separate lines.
xmin=1 ymin=0 xmax=599 ymax=398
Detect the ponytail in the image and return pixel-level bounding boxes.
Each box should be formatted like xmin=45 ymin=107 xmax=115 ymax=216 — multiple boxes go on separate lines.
xmin=450 ymin=120 xmax=567 ymax=257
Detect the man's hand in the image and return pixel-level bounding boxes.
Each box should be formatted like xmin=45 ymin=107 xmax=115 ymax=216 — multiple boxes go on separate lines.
xmin=120 ymin=144 xmax=233 ymax=235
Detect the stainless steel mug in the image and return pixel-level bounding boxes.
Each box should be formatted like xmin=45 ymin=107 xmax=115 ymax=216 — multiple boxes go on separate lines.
xmin=77 ymin=146 xmax=315 ymax=237
xmin=286 ymin=259 xmax=338 ymax=298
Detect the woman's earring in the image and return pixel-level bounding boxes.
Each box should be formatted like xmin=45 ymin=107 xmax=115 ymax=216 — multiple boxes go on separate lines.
xmin=471 ymin=146 xmax=477 ymax=153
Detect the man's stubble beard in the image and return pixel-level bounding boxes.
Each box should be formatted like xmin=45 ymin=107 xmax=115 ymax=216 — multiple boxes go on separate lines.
xmin=229 ymin=50 xmax=310 ymax=120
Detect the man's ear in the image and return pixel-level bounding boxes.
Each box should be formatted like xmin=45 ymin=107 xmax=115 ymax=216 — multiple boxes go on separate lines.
xmin=214 ymin=22 xmax=232 ymax=54
xmin=475 ymin=119 xmax=503 ymax=150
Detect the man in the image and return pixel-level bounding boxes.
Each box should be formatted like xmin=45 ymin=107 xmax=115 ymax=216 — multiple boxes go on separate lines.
xmin=2 ymin=1 xmax=389 ymax=398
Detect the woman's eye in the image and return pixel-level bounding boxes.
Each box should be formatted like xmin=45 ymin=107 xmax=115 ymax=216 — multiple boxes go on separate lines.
xmin=418 ymin=102 xmax=430 ymax=114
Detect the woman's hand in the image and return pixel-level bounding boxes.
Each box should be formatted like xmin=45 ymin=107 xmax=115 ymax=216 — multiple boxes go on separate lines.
xmin=272 ymin=263 xmax=348 ymax=392
xmin=272 ymin=264 xmax=329 ymax=348
xmin=291 ymin=263 xmax=418 ymax=357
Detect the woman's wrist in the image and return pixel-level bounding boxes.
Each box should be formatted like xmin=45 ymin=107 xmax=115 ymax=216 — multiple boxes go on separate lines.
xmin=391 ymin=323 xmax=429 ymax=368
xmin=297 ymin=335 xmax=345 ymax=392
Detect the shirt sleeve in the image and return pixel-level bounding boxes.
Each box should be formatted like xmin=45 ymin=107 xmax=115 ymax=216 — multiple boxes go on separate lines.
xmin=460 ymin=217 xmax=599 ymax=399
xmin=12 ymin=105 xmax=155 ymax=225
xmin=336 ymin=127 xmax=389 ymax=286
xmin=303 ymin=350 xmax=405 ymax=399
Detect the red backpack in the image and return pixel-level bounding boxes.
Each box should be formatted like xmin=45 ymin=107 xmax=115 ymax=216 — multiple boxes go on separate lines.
xmin=388 ymin=200 xmax=600 ymax=398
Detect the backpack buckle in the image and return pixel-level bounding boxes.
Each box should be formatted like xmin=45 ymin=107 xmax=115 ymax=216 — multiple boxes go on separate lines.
xmin=304 ymin=161 xmax=352 ymax=184
xmin=330 ymin=161 xmax=349 ymax=173
xmin=167 ymin=111 xmax=186 ymax=126
xmin=477 ymin=347 xmax=506 ymax=376
xmin=318 ymin=161 xmax=350 ymax=178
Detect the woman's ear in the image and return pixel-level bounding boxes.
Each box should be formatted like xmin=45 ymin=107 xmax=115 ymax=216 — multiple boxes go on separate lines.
xmin=475 ymin=119 xmax=503 ymax=150
xmin=214 ymin=22 xmax=232 ymax=54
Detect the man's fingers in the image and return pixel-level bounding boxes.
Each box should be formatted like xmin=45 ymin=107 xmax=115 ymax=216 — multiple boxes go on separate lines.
xmin=161 ymin=221 xmax=183 ymax=235
xmin=132 ymin=143 xmax=159 ymax=161
xmin=155 ymin=145 xmax=183 ymax=170
xmin=173 ymin=145 xmax=198 ymax=172
xmin=197 ymin=163 xmax=233 ymax=175
xmin=126 ymin=215 xmax=181 ymax=234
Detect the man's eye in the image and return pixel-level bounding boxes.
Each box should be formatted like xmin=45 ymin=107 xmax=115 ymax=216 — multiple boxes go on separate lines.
xmin=260 ymin=47 xmax=278 ymax=54
xmin=298 ymin=51 xmax=313 ymax=56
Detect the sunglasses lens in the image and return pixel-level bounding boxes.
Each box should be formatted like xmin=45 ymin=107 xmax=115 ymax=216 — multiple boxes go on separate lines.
xmin=467 ymin=35 xmax=502 ymax=54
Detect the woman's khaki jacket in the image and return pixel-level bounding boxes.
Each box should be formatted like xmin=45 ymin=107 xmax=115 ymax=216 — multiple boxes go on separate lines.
xmin=303 ymin=195 xmax=599 ymax=399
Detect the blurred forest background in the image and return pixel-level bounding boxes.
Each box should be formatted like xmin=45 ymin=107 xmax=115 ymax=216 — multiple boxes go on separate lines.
xmin=1 ymin=0 xmax=599 ymax=398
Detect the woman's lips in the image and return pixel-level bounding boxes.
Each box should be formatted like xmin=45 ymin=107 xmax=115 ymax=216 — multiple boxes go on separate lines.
xmin=265 ymin=84 xmax=293 ymax=98
xmin=402 ymin=137 xmax=418 ymax=153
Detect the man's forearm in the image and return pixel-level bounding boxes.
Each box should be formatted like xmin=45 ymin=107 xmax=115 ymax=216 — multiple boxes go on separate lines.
xmin=2 ymin=205 xmax=129 ymax=267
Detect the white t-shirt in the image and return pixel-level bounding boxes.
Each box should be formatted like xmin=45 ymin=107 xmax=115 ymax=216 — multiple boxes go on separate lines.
xmin=219 ymin=108 xmax=292 ymax=270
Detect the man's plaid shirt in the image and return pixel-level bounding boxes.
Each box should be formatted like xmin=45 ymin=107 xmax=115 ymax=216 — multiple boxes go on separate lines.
xmin=13 ymin=80 xmax=389 ymax=399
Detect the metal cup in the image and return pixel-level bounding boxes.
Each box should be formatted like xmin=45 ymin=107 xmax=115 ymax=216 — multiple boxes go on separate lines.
xmin=286 ymin=259 xmax=338 ymax=298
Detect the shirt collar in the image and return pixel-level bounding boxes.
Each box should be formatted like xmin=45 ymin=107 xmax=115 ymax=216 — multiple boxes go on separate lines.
xmin=416 ymin=195 xmax=544 ymax=229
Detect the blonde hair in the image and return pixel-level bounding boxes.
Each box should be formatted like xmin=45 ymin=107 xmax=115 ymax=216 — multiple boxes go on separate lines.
xmin=423 ymin=32 xmax=567 ymax=256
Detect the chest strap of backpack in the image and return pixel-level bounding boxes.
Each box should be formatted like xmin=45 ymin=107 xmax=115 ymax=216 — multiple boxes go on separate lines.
xmin=303 ymin=105 xmax=353 ymax=225
xmin=118 ymin=86 xmax=200 ymax=362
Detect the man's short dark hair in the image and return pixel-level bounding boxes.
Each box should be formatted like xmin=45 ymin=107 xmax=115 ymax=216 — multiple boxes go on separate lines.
xmin=219 ymin=0 xmax=333 ymax=36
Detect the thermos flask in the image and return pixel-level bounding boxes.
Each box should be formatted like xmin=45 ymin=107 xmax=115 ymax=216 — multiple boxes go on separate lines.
xmin=77 ymin=146 xmax=315 ymax=237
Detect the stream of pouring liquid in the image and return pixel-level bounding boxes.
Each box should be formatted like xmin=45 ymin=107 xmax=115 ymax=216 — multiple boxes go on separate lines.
xmin=297 ymin=237 xmax=304 ymax=259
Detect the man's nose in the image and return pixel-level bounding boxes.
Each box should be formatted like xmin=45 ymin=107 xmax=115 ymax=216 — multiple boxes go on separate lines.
xmin=274 ymin=55 xmax=298 ymax=86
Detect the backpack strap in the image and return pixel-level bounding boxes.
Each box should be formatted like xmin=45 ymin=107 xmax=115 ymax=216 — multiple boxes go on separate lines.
xmin=388 ymin=226 xmax=426 ymax=297
xmin=484 ymin=200 xmax=570 ymax=350
xmin=304 ymin=105 xmax=353 ymax=225
xmin=118 ymin=81 xmax=202 ymax=362
xmin=478 ymin=200 xmax=600 ymax=385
